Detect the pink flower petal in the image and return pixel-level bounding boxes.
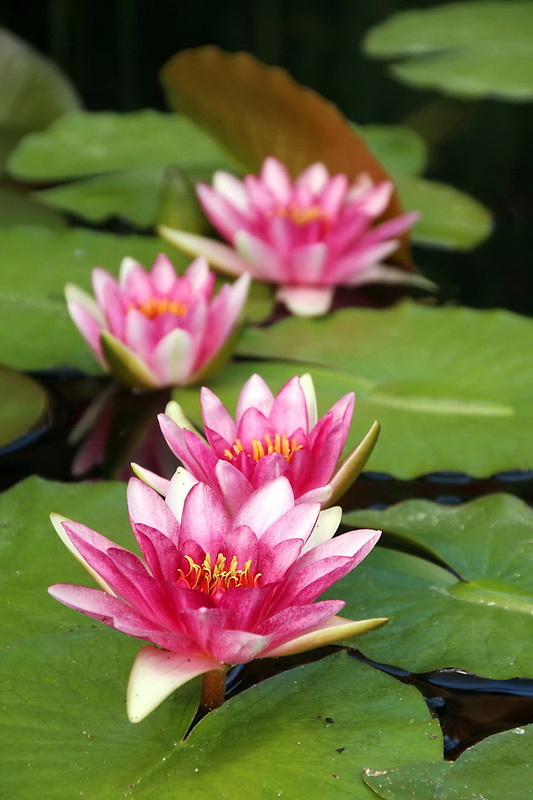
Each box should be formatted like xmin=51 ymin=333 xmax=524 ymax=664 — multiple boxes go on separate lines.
xmin=276 ymin=285 xmax=334 ymax=316
xmin=127 ymin=645 xmax=221 ymax=722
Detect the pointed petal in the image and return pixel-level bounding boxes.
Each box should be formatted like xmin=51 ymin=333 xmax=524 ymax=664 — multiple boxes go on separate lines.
xmin=264 ymin=615 xmax=389 ymax=657
xmin=127 ymin=645 xmax=220 ymax=722
xmin=299 ymin=373 xmax=317 ymax=429
xmin=328 ymin=421 xmax=380 ymax=506
xmin=276 ymin=285 xmax=334 ymax=317
xmin=165 ymin=467 xmax=199 ymax=522
xmin=131 ymin=463 xmax=171 ymax=496
xmin=201 ymin=386 xmax=237 ymax=445
xmin=50 ymin=513 xmax=117 ymax=595
xmin=214 ymin=460 xmax=253 ymax=516
xmin=100 ymin=331 xmax=159 ymax=389
xmin=158 ymin=226 xmax=249 ymax=277
xmin=234 ymin=230 xmax=285 ymax=282
xmin=236 ymin=373 xmax=274 ymax=421
xmin=164 ymin=400 xmax=204 ymax=437
xmin=301 ymin=506 xmax=342 ymax=555
xmin=127 ymin=478 xmax=180 ymax=540
xmin=152 ymin=328 xmax=194 ymax=387
xmin=234 ymin=476 xmax=295 ymax=536
xmin=269 ymin=376 xmax=309 ymax=434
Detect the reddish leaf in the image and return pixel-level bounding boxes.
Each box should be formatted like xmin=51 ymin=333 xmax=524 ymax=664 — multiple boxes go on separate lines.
xmin=160 ymin=46 xmax=413 ymax=269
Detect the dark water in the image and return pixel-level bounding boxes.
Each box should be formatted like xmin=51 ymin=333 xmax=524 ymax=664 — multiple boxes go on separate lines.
xmin=3 ymin=370 xmax=533 ymax=757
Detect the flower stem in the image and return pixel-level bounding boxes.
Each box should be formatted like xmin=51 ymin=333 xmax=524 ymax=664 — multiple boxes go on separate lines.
xmin=199 ymin=667 xmax=227 ymax=712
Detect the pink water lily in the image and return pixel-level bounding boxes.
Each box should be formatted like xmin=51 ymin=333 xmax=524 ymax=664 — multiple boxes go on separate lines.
xmin=65 ymin=254 xmax=250 ymax=389
xmin=49 ymin=476 xmax=384 ymax=722
xmin=159 ymin=156 xmax=422 ymax=316
xmin=147 ymin=373 xmax=379 ymax=513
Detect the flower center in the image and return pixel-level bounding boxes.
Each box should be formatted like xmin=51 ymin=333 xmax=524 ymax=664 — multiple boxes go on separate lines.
xmin=131 ymin=297 xmax=187 ymax=320
xmin=177 ymin=552 xmax=261 ymax=594
xmin=277 ymin=204 xmax=325 ymax=227
xmin=224 ymin=433 xmax=303 ymax=463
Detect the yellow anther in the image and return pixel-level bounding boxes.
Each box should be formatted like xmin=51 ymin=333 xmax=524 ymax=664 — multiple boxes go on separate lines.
xmin=130 ymin=297 xmax=187 ymax=320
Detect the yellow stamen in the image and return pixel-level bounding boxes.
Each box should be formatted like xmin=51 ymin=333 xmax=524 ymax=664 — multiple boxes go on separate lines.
xmin=177 ymin=552 xmax=261 ymax=594
xmin=130 ymin=297 xmax=187 ymax=320
xmin=224 ymin=433 xmax=303 ymax=464
xmin=277 ymin=204 xmax=325 ymax=226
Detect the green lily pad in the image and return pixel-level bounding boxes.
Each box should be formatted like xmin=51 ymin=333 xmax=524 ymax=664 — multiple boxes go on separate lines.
xmin=360 ymin=124 xmax=428 ymax=177
xmin=363 ymin=726 xmax=533 ymax=799
xmin=359 ymin=125 xmax=491 ymax=250
xmin=0 ymin=224 xmax=189 ymax=373
xmin=131 ymin=654 xmax=441 ymax=800
xmin=8 ymin=110 xmax=232 ymax=181
xmin=34 ymin=166 xmax=170 ymax=228
xmin=328 ymin=495 xmax=533 ymax=677
xmin=0 ymin=27 xmax=81 ymax=130
xmin=0 ymin=642 xmax=441 ymax=799
xmin=0 ymin=476 xmax=441 ymax=799
xmin=238 ymin=303 xmax=533 ymax=478
xmin=364 ymin=1 xmax=533 ymax=102
xmin=0 ymin=365 xmax=48 ymax=452
xmin=0 ymin=630 xmax=200 ymax=800
xmin=393 ymin=172 xmax=493 ymax=251
xmin=0 ymin=477 xmax=130 ymax=647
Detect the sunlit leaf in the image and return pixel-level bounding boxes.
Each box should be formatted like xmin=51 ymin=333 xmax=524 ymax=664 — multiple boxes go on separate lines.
xmin=364 ymin=1 xmax=533 ymax=102
xmin=333 ymin=495 xmax=533 ymax=677
xmin=160 ymin=46 xmax=413 ymax=270
xmin=0 ymin=477 xmax=442 ymax=799
xmin=8 ymin=110 xmax=232 ymax=180
xmin=363 ymin=726 xmax=533 ymax=799
xmin=238 ymin=303 xmax=533 ymax=478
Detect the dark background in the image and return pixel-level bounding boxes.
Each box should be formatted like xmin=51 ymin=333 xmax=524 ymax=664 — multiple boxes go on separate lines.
xmin=1 ymin=0 xmax=532 ymax=313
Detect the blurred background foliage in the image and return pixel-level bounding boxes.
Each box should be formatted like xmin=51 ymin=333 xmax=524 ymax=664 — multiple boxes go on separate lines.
xmin=1 ymin=0 xmax=532 ymax=312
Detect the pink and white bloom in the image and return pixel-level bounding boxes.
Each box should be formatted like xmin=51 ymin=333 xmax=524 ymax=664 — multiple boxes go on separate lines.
xmin=144 ymin=373 xmax=379 ymax=513
xmin=49 ymin=476 xmax=384 ymax=722
xmin=65 ymin=254 xmax=250 ymax=389
xmin=159 ymin=157 xmax=421 ymax=316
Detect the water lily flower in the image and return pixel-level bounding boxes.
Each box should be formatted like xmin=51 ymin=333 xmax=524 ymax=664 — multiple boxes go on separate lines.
xmin=49 ymin=476 xmax=385 ymax=722
xmin=159 ymin=157 xmax=421 ymax=316
xmin=65 ymin=254 xmax=250 ymax=389
xmin=146 ymin=373 xmax=380 ymax=513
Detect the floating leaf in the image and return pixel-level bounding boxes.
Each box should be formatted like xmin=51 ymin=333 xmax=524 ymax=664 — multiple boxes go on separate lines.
xmin=360 ymin=125 xmax=491 ymax=250
xmin=8 ymin=110 xmax=231 ymax=181
xmin=364 ymin=726 xmax=533 ymax=799
xmin=364 ymin=1 xmax=533 ymax=102
xmin=394 ymin=172 xmax=493 ymax=250
xmin=0 ymin=477 xmax=130 ymax=647
xmin=331 ymin=495 xmax=533 ymax=677
xmin=238 ymin=303 xmax=533 ymax=478
xmin=160 ymin=46 xmax=413 ymax=269
xmin=0 ymin=27 xmax=81 ymax=130
xmin=0 ymin=225 xmax=188 ymax=373
xmin=0 ymin=476 xmax=442 ymax=799
xmin=360 ymin=124 xmax=428 ymax=177
xmin=0 ymin=366 xmax=48 ymax=453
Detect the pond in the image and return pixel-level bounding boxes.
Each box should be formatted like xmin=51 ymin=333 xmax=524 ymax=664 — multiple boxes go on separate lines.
xmin=2 ymin=8 xmax=533 ymax=799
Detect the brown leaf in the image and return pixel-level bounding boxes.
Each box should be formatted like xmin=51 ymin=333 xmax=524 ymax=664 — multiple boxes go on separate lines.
xmin=160 ymin=46 xmax=413 ymax=269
